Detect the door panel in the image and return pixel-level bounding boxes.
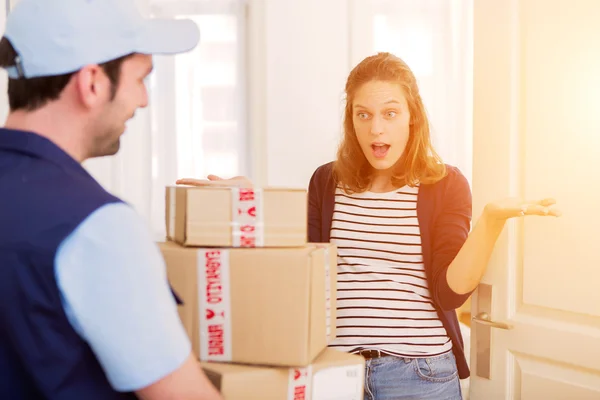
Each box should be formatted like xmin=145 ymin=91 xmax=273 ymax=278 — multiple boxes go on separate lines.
xmin=472 ymin=0 xmax=600 ymax=399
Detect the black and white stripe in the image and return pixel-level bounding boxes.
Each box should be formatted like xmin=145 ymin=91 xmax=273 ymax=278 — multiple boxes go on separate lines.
xmin=329 ymin=186 xmax=452 ymax=357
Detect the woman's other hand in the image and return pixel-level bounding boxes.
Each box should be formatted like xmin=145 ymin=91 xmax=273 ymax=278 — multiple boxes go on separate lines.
xmin=484 ymin=197 xmax=561 ymax=220
xmin=176 ymin=175 xmax=253 ymax=188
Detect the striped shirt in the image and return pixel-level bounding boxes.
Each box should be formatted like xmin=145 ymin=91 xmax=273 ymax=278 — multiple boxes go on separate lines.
xmin=328 ymin=185 xmax=452 ymax=357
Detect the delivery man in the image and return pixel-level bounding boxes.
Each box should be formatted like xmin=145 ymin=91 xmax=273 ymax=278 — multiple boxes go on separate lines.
xmin=0 ymin=0 xmax=222 ymax=399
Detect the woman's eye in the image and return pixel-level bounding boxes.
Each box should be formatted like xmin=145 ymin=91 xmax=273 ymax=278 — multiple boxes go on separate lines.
xmin=387 ymin=111 xmax=397 ymax=118
xmin=357 ymin=112 xmax=369 ymax=120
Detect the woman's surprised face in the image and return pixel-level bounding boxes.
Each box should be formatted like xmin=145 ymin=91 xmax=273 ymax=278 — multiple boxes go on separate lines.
xmin=352 ymin=80 xmax=411 ymax=173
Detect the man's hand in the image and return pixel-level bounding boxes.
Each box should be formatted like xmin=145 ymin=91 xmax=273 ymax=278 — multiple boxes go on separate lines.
xmin=136 ymin=353 xmax=222 ymax=400
xmin=176 ymin=175 xmax=253 ymax=188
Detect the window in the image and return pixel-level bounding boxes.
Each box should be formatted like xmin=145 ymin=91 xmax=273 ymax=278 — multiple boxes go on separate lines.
xmin=150 ymin=1 xmax=247 ymax=179
xmin=148 ymin=0 xmax=248 ymax=239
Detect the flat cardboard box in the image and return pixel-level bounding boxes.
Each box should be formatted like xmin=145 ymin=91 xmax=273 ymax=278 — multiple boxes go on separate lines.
xmin=201 ymin=348 xmax=365 ymax=400
xmin=165 ymin=186 xmax=307 ymax=247
xmin=159 ymin=241 xmax=337 ymax=367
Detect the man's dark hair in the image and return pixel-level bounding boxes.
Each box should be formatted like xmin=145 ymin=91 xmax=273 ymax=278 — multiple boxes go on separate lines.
xmin=0 ymin=37 xmax=132 ymax=111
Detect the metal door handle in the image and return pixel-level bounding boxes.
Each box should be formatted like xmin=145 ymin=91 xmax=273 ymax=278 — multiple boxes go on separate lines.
xmin=471 ymin=312 xmax=513 ymax=330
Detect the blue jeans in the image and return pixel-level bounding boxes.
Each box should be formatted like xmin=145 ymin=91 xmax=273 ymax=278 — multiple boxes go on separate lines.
xmin=363 ymin=351 xmax=463 ymax=400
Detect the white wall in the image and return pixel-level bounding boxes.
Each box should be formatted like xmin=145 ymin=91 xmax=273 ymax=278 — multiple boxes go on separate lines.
xmin=249 ymin=0 xmax=472 ymax=188
xmin=249 ymin=0 xmax=350 ymax=188
xmin=62 ymin=0 xmax=351 ymax=231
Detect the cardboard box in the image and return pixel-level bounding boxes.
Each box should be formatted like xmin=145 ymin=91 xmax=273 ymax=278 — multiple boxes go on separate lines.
xmin=308 ymin=243 xmax=337 ymax=342
xmin=165 ymin=186 xmax=307 ymax=247
xmin=159 ymin=241 xmax=337 ymax=367
xmin=201 ymin=348 xmax=365 ymax=400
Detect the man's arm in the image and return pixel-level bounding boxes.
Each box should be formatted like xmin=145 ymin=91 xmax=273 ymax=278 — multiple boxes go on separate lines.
xmin=136 ymin=353 xmax=220 ymax=400
xmin=55 ymin=203 xmax=222 ymax=400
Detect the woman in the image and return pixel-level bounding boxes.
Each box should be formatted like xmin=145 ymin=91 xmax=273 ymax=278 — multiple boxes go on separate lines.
xmin=177 ymin=52 xmax=560 ymax=400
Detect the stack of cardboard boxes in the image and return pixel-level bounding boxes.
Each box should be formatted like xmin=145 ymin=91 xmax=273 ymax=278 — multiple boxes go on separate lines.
xmin=159 ymin=185 xmax=365 ymax=399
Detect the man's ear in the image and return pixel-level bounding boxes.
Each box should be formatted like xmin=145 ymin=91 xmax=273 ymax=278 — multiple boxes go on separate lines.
xmin=74 ymin=65 xmax=108 ymax=109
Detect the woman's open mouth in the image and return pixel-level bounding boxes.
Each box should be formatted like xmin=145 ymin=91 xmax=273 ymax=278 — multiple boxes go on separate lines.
xmin=371 ymin=143 xmax=390 ymax=159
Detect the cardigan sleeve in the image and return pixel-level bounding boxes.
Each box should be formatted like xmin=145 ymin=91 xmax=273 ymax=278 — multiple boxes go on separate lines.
xmin=307 ymin=166 xmax=323 ymax=243
xmin=430 ymin=167 xmax=475 ymax=311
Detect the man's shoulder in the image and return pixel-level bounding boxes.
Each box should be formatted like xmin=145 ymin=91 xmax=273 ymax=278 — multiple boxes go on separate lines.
xmin=0 ymin=158 xmax=125 ymax=249
xmin=59 ymin=203 xmax=150 ymax=256
xmin=21 ymin=168 xmax=124 ymax=221
xmin=2 ymin=149 xmax=120 ymax=199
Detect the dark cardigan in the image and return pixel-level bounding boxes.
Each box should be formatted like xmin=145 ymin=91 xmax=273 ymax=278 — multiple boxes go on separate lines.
xmin=308 ymin=162 xmax=474 ymax=379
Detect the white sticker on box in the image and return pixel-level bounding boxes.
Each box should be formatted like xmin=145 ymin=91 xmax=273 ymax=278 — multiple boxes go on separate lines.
xmin=197 ymin=250 xmax=232 ymax=362
xmin=323 ymin=247 xmax=332 ymax=339
xmin=288 ymin=366 xmax=313 ymax=400
xmin=231 ymin=188 xmax=265 ymax=247
xmin=311 ymin=365 xmax=364 ymax=400
xmin=168 ymin=187 xmax=176 ymax=239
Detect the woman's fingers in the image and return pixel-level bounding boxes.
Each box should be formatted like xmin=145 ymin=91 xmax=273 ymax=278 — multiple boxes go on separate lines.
xmin=521 ymin=204 xmax=562 ymax=217
xmin=175 ymin=178 xmax=207 ymax=186
xmin=531 ymin=198 xmax=556 ymax=207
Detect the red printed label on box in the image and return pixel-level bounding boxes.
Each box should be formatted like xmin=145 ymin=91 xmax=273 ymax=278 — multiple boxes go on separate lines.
xmin=198 ymin=250 xmax=232 ymax=361
xmin=288 ymin=366 xmax=313 ymax=400
xmin=231 ymin=188 xmax=264 ymax=247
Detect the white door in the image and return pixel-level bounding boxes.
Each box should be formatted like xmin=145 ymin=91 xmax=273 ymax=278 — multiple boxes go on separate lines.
xmin=470 ymin=0 xmax=600 ymax=399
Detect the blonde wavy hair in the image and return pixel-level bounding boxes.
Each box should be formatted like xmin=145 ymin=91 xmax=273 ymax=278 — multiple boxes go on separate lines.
xmin=333 ymin=52 xmax=446 ymax=193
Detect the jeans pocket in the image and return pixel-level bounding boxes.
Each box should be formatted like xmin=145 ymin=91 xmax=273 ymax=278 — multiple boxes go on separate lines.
xmin=413 ymin=353 xmax=458 ymax=383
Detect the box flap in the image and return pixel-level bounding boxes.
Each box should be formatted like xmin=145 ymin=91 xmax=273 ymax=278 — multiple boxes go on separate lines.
xmin=312 ymin=348 xmax=365 ymax=370
xmin=200 ymin=362 xmax=289 ymax=400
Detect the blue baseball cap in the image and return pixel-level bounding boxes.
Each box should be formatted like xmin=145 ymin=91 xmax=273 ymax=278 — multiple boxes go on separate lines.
xmin=3 ymin=0 xmax=200 ymax=79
